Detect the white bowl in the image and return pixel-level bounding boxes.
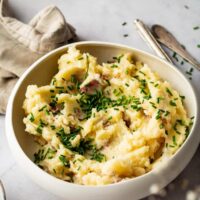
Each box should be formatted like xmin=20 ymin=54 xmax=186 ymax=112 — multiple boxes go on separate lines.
xmin=6 ymin=41 xmax=200 ymax=200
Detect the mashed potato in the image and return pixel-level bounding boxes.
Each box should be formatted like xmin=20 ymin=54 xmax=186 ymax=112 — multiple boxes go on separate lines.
xmin=23 ymin=46 xmax=193 ymax=185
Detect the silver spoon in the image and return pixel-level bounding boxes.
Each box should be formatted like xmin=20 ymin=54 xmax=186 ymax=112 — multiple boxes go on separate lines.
xmin=152 ymin=24 xmax=200 ymax=70
xmin=134 ymin=19 xmax=173 ymax=64
xmin=0 ymin=180 xmax=6 ymax=200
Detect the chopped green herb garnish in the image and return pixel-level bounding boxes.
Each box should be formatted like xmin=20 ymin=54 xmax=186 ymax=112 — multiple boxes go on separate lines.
xmin=91 ymin=147 xmax=106 ymax=162
xmin=155 ymin=109 xmax=165 ymax=119
xmin=107 ymin=116 xmax=112 ymax=121
xmin=50 ymin=89 xmax=54 ymax=93
xmin=29 ymin=113 xmax=35 ymax=122
xmin=154 ymin=83 xmax=159 ymax=87
xmin=67 ymin=85 xmax=74 ymax=90
xmin=36 ymin=119 xmax=47 ymax=134
xmin=34 ymin=148 xmax=56 ymax=164
xmin=36 ymin=126 xmax=42 ymax=134
xmin=50 ymin=125 xmax=56 ymax=130
xmin=143 ymin=94 xmax=151 ymax=100
xmin=39 ymin=105 xmax=47 ymax=112
xmin=186 ymin=67 xmax=194 ymax=76
xmin=139 ymin=71 xmax=145 ymax=76
xmin=157 ymin=97 xmax=163 ymax=104
xmin=197 ymin=44 xmax=200 ymax=48
xmin=180 ymin=95 xmax=185 ymax=101
xmin=84 ymin=55 xmax=89 ymax=79
xmin=51 ymin=78 xmax=57 ymax=86
xmin=111 ymin=64 xmax=118 ymax=68
xmin=164 ymin=110 xmax=170 ymax=116
xmin=113 ymin=54 xmax=124 ymax=63
xmin=169 ymin=100 xmax=176 ymax=106
xmin=125 ymin=83 xmax=129 ymax=87
xmin=122 ymin=22 xmax=127 ymax=26
xmin=45 ymin=109 xmax=50 ymax=115
xmin=56 ymin=86 xmax=64 ymax=89
xmin=105 ymin=80 xmax=111 ymax=86
xmin=193 ymin=26 xmax=200 ymax=30
xmin=159 ymin=124 xmax=164 ymax=129
xmin=166 ymin=88 xmax=173 ymax=96
xmin=59 ymin=155 xmax=70 ymax=167
xmin=172 ymin=136 xmax=177 ymax=146
xmin=172 ymin=52 xmax=178 ymax=62
xmin=150 ymin=102 xmax=157 ymax=109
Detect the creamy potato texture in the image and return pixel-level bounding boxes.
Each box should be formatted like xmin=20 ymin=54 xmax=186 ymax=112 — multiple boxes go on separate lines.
xmin=23 ymin=47 xmax=192 ymax=185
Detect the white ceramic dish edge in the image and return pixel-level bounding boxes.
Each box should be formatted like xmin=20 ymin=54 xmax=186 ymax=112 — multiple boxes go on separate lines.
xmin=5 ymin=41 xmax=200 ymax=200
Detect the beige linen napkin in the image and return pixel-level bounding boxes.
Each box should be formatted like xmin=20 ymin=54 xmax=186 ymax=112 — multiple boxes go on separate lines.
xmin=0 ymin=0 xmax=76 ymax=114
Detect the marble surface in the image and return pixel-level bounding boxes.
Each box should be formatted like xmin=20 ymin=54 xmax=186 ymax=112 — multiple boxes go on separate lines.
xmin=1 ymin=0 xmax=200 ymax=199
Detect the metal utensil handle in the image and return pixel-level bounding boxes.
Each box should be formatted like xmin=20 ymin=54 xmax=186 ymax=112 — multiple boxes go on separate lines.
xmin=134 ymin=19 xmax=173 ymax=64
xmin=0 ymin=180 xmax=6 ymax=200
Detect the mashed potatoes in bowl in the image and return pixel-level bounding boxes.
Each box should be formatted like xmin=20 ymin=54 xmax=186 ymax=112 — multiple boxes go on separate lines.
xmin=22 ymin=46 xmax=193 ymax=186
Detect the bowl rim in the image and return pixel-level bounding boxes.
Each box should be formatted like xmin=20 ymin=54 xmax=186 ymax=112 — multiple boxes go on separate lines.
xmin=5 ymin=41 xmax=200 ymax=189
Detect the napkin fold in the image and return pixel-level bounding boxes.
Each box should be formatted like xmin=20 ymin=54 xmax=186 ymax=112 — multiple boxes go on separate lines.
xmin=0 ymin=0 xmax=76 ymax=114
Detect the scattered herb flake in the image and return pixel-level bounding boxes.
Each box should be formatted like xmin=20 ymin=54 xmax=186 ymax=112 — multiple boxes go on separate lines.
xmin=123 ymin=34 xmax=128 ymax=37
xmin=193 ymin=26 xmax=199 ymax=30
